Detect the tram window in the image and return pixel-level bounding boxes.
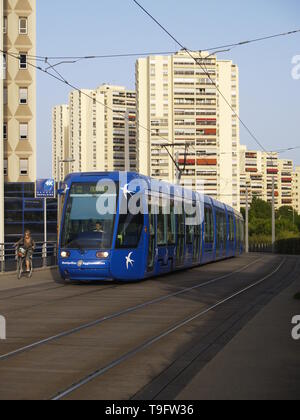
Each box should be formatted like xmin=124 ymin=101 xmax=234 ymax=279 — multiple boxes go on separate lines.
xmin=157 ymin=213 xmax=167 ymax=246
xmin=167 ymin=200 xmax=176 ymax=245
xmin=61 ymin=182 xmax=117 ymax=250
xmin=204 ymin=206 xmax=214 ymax=244
xmin=176 ymin=200 xmax=185 ymax=235
xmin=157 ymin=196 xmax=168 ymax=246
xmin=241 ymin=220 xmax=245 ymax=243
xmin=216 ymin=211 xmax=225 ymax=246
xmin=185 ymin=201 xmax=195 ymax=245
xmin=237 ymin=218 xmax=244 ymax=245
xmin=223 ymin=213 xmax=227 ymax=243
xmin=148 ymin=203 xmax=155 ymax=237
xmin=116 ymin=213 xmax=144 ymax=249
xmin=229 ymin=215 xmax=234 ymax=242
xmin=186 ymin=225 xmax=194 ymax=245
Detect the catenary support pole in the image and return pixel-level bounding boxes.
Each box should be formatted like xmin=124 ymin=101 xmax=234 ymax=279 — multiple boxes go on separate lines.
xmin=43 ymin=198 xmax=47 ymax=267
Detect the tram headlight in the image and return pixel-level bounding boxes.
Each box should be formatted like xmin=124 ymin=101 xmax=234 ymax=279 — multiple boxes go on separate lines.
xmin=60 ymin=251 xmax=70 ymax=259
xmin=96 ymin=251 xmax=109 ymax=259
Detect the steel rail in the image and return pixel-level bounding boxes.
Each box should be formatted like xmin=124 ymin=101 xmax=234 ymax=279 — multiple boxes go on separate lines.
xmin=0 ymin=257 xmax=263 ymax=362
xmin=51 ymin=258 xmax=286 ymax=400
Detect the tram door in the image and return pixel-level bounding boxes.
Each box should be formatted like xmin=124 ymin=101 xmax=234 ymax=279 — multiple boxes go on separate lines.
xmin=147 ymin=203 xmax=156 ymax=272
xmin=176 ymin=203 xmax=185 ymax=267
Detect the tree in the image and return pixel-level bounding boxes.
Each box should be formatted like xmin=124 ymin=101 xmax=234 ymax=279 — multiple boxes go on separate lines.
xmin=241 ymin=198 xmax=300 ymax=243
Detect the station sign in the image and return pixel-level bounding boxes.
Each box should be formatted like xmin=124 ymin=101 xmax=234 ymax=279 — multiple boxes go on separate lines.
xmin=35 ymin=179 xmax=56 ymax=198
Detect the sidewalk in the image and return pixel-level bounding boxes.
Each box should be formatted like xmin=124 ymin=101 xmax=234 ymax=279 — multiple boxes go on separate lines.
xmin=177 ymin=274 xmax=300 ymax=400
xmin=0 ymin=267 xmax=60 ymax=292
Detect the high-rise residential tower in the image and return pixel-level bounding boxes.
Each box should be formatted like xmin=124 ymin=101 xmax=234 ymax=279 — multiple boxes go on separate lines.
xmin=52 ymin=85 xmax=137 ymax=178
xmin=1 ymin=0 xmax=36 ymax=244
xmin=3 ymin=0 xmax=36 ymax=182
xmin=240 ymin=147 xmax=295 ymax=210
xmin=52 ymin=104 xmax=69 ymax=182
xmin=0 ymin=0 xmax=4 ymax=245
xmin=136 ymin=50 xmax=240 ymax=209
xmin=293 ymin=166 xmax=300 ymax=214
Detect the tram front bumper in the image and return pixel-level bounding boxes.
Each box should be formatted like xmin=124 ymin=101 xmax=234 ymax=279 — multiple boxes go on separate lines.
xmin=59 ymin=259 xmax=113 ymax=281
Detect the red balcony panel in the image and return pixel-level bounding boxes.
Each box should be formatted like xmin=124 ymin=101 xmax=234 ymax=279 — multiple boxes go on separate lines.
xmin=246 ymin=168 xmax=257 ymax=173
xmin=204 ymin=129 xmax=217 ymax=135
xmin=197 ymin=159 xmax=217 ymax=166
xmin=267 ymin=169 xmax=278 ymax=174
xmin=178 ymin=159 xmax=196 ymax=165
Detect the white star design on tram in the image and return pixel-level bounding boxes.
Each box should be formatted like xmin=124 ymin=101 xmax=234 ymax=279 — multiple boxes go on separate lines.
xmin=121 ymin=184 xmax=134 ymax=198
xmin=126 ymin=252 xmax=135 ymax=270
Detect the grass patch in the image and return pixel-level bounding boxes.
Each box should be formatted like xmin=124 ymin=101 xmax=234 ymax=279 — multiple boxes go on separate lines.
xmin=294 ymin=293 xmax=300 ymax=300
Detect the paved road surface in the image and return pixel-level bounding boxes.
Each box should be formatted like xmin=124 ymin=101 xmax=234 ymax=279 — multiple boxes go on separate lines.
xmin=0 ymin=254 xmax=299 ymax=400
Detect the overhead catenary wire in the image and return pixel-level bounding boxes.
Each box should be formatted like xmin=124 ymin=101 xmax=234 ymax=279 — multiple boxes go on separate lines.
xmin=2 ymin=48 xmax=183 ymax=172
xmin=195 ymin=28 xmax=300 ymax=53
xmin=6 ymin=49 xmax=299 ymax=173
xmin=7 ymin=24 xmax=300 ymax=151
xmin=131 ymin=0 xmax=300 ymax=157
xmin=6 ymin=49 xmax=184 ymax=168
xmin=4 ymin=27 xmax=300 ymax=172
xmin=21 ymin=28 xmax=300 ymax=62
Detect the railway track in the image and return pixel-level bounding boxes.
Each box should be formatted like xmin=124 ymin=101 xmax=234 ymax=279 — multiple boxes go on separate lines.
xmin=0 ymin=257 xmax=262 ymax=362
xmin=0 ymin=254 xmax=295 ymax=400
xmin=1 ymin=283 xmax=120 ymax=316
xmin=51 ymin=258 xmax=287 ymax=400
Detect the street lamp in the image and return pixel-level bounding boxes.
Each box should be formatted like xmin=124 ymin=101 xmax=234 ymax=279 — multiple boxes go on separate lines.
xmin=57 ymin=157 xmax=75 ymax=184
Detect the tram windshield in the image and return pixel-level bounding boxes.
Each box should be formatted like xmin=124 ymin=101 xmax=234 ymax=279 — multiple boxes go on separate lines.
xmin=61 ymin=182 xmax=118 ymax=250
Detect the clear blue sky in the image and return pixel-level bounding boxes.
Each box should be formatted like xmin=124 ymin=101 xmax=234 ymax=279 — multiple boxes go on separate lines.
xmin=36 ymin=0 xmax=300 ymax=177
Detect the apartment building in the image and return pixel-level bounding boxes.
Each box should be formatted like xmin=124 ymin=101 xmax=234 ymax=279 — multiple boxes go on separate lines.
xmin=240 ymin=147 xmax=296 ymax=210
xmin=2 ymin=0 xmax=36 ymax=182
xmin=278 ymin=159 xmax=293 ymax=207
xmin=136 ymin=50 xmax=240 ymax=209
xmin=52 ymin=85 xmax=137 ymax=178
xmin=0 ymin=0 xmax=4 ymax=244
xmin=263 ymin=152 xmax=280 ymax=206
xmin=52 ymin=104 xmax=69 ymax=182
xmin=239 ymin=146 xmax=264 ymax=207
xmin=293 ymin=166 xmax=300 ymax=213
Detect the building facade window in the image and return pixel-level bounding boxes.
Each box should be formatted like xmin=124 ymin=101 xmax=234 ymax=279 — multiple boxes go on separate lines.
xmin=19 ymin=88 xmax=28 ymax=104
xmin=19 ymin=53 xmax=27 ymax=69
xmin=3 ymin=123 xmax=7 ymax=140
xmin=20 ymin=159 xmax=28 ymax=176
xmin=20 ymin=123 xmax=28 ymax=140
xmin=3 ymin=16 xmax=7 ymax=34
xmin=3 ymin=88 xmax=8 ymax=105
xmin=19 ymin=17 xmax=28 ymax=35
xmin=2 ymin=53 xmax=7 ymax=79
xmin=4 ymin=160 xmax=8 ymax=176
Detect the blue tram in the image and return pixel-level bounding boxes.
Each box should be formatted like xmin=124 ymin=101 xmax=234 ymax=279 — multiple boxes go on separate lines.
xmin=58 ymin=172 xmax=244 ymax=282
